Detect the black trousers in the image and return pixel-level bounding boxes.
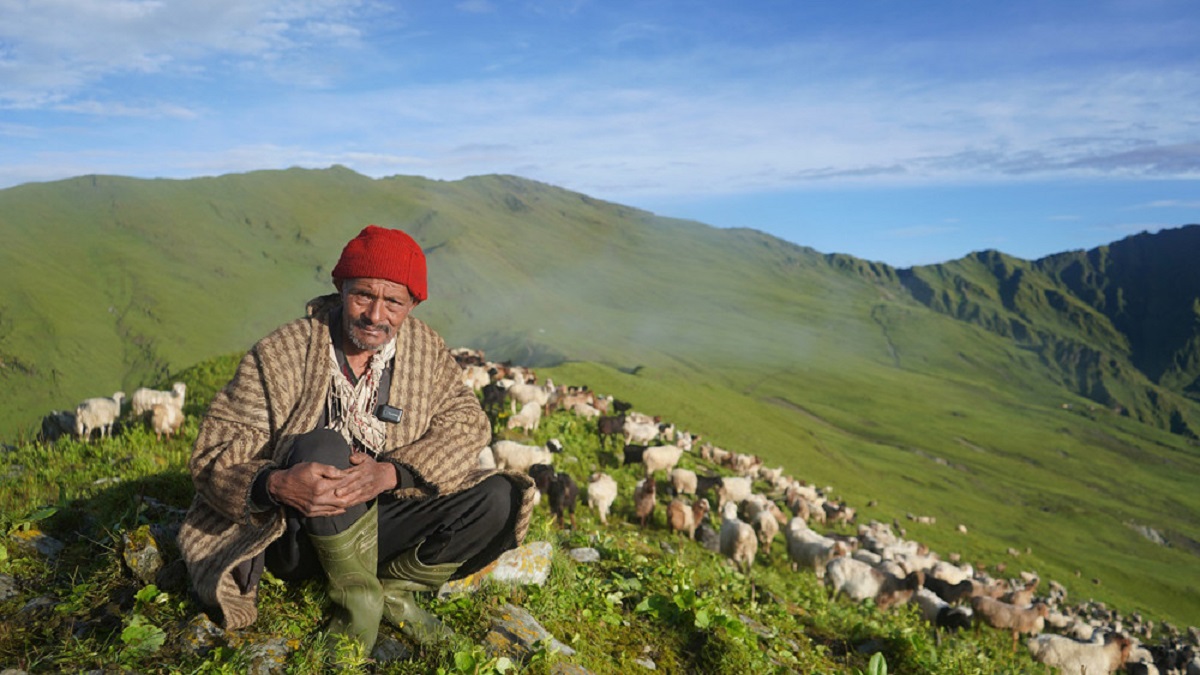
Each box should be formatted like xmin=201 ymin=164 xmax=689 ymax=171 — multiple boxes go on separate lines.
xmin=265 ymin=429 xmax=519 ymax=582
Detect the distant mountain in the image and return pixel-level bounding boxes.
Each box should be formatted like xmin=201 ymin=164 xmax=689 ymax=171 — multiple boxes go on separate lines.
xmin=0 ymin=167 xmax=1197 ymax=444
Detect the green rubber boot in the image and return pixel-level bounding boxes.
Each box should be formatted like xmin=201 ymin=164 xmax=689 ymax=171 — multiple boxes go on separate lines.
xmin=379 ymin=542 xmax=461 ymax=645
xmin=308 ymin=504 xmax=385 ymax=651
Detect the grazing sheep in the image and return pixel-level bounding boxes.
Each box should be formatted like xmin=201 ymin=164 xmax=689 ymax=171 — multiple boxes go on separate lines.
xmin=38 ymin=410 xmax=76 ymax=444
xmin=695 ymin=521 xmax=720 ymax=552
xmin=669 ymin=468 xmax=698 ymax=496
xmin=718 ymin=501 xmax=757 ymax=575
xmin=623 ymin=418 xmax=661 ymax=445
xmin=634 ymin=478 xmax=657 ymax=528
xmin=667 ymin=497 xmax=709 ymax=540
xmin=1001 ymin=577 xmax=1040 ymax=606
xmin=923 ymin=575 xmax=979 ymax=606
xmin=461 ymin=364 xmax=491 ymax=391
xmin=1026 ymin=631 xmax=1132 ymax=674
xmin=914 ymin=588 xmax=974 ymax=632
xmin=490 ymin=439 xmax=562 ymax=473
xmin=753 ymin=510 xmax=780 ymax=554
xmin=642 ymin=444 xmax=684 ymax=478
xmin=586 ymin=471 xmax=618 ymax=525
xmin=622 ymin=443 xmax=648 ymax=466
xmin=716 ymin=475 xmax=754 ymax=510
xmin=971 ymin=596 xmax=1050 ymax=652
xmin=825 ymin=556 xmax=924 ymax=610
xmin=150 ymin=402 xmax=184 ymax=440
xmin=130 ymin=382 xmax=187 ymax=418
xmin=506 ymin=401 xmax=543 ymax=432
xmin=784 ymin=518 xmax=849 ymax=579
xmin=597 ymin=414 xmax=625 ymax=450
xmin=507 ymin=382 xmax=552 ymax=413
xmin=547 ymin=472 xmax=579 ymax=529
xmin=75 ymin=392 xmax=125 ymax=440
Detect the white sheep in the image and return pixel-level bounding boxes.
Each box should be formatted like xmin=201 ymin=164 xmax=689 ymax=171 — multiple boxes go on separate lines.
xmin=753 ymin=510 xmax=779 ymax=553
xmin=507 ymin=382 xmax=551 ymax=413
xmin=75 ymin=392 xmax=125 ymax=440
xmin=130 ymin=382 xmax=186 ymax=418
xmin=506 ymin=401 xmax=543 ymax=432
xmin=462 ymin=364 xmax=491 ymax=391
xmin=490 ymin=439 xmax=562 ymax=473
xmin=669 ymin=468 xmax=698 ymax=496
xmin=716 ymin=475 xmax=754 ymax=510
xmin=718 ymin=501 xmax=757 ymax=574
xmin=642 ymin=444 xmax=684 ymax=478
xmin=477 ymin=446 xmax=497 ymax=469
xmin=784 ymin=518 xmax=849 ymax=578
xmin=825 ymin=556 xmax=924 ymax=610
xmin=1026 ymin=631 xmax=1132 ymax=674
xmin=623 ymin=418 xmax=660 ymax=445
xmin=150 ymin=402 xmax=184 ymax=440
xmin=586 ymin=471 xmax=618 ymax=526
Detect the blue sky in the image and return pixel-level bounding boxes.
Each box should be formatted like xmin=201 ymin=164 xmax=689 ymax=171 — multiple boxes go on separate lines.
xmin=1 ymin=1 xmax=1198 ymax=266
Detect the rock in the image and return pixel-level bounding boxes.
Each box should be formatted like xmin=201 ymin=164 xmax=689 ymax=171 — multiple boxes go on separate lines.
xmin=633 ymin=657 xmax=656 ymax=669
xmin=569 ymin=547 xmax=600 ymax=563
xmin=241 ymin=637 xmax=294 ymax=675
xmin=122 ymin=525 xmax=165 ymax=585
xmin=371 ymin=634 xmax=411 ymax=663
xmin=178 ymin=614 xmax=225 ymax=657
xmin=9 ymin=529 xmax=64 ymax=560
xmin=484 ymin=603 xmax=575 ymax=663
xmin=441 ymin=541 xmax=553 ymax=596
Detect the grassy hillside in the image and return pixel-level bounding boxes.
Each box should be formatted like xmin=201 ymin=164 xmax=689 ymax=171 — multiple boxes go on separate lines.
xmin=0 ymin=168 xmax=1197 ymax=632
xmin=0 ymin=355 xmax=1160 ymax=673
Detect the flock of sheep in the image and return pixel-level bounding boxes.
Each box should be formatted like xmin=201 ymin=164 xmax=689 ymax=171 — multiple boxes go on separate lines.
xmin=454 ymin=347 xmax=1200 ymax=675
xmin=40 ymin=382 xmax=187 ymax=443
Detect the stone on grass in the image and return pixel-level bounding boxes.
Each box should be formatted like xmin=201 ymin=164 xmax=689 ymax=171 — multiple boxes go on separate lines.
xmin=441 ymin=541 xmax=553 ymax=596
xmin=122 ymin=525 xmax=165 ymax=585
xmin=484 ymin=603 xmax=575 ymax=663
xmin=569 ymin=547 xmax=600 ymax=563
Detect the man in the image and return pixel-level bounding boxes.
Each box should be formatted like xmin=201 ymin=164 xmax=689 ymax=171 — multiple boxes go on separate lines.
xmin=179 ymin=225 xmax=535 ymax=651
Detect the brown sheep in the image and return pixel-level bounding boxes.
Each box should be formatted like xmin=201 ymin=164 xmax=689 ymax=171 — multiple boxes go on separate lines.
xmin=971 ymin=596 xmax=1050 ymax=652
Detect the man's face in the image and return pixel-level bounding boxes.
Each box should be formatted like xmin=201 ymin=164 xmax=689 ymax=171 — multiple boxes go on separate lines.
xmin=338 ymin=278 xmax=416 ymax=352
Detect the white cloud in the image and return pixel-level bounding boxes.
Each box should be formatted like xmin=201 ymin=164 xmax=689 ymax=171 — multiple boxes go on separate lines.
xmin=1139 ymin=199 xmax=1200 ymax=208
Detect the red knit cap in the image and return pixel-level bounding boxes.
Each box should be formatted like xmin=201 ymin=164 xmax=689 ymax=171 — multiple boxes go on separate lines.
xmin=331 ymin=225 xmax=428 ymax=302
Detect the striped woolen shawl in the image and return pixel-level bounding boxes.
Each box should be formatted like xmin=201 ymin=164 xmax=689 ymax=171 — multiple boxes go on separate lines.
xmin=178 ymin=294 xmax=535 ymax=629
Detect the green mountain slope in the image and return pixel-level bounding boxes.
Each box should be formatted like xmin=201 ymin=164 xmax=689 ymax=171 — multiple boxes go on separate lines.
xmin=1 ymin=168 xmax=1198 ymax=626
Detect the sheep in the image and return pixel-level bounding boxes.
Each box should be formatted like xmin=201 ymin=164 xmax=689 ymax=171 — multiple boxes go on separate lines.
xmin=622 ymin=443 xmax=648 ymax=466
xmin=669 ymin=467 xmax=698 ymax=496
xmin=477 ymin=446 xmax=497 ymax=470
xmin=641 ymin=444 xmax=684 ymax=479
xmin=586 ymin=471 xmax=618 ymax=526
xmin=506 ymin=401 xmax=543 ymax=432
xmin=462 ymin=364 xmax=491 ymax=391
xmin=38 ymin=410 xmax=76 ymax=444
xmin=1026 ymin=631 xmax=1132 ymax=674
xmin=752 ymin=510 xmax=780 ymax=555
xmin=75 ymin=392 xmax=125 ymax=440
xmin=923 ymin=574 xmax=979 ymax=605
xmin=480 ymin=381 xmax=508 ymax=417
xmin=825 ymin=556 xmax=924 ymax=611
xmin=490 ymin=438 xmax=562 ymax=473
xmin=150 ymin=402 xmax=184 ymax=440
xmin=130 ymin=382 xmax=187 ymax=418
xmin=547 ymin=472 xmax=579 ymax=529
xmin=667 ymin=497 xmax=709 ymax=540
xmin=623 ymin=418 xmax=661 ymax=445
xmin=597 ymin=414 xmax=625 ymax=450
xmin=1001 ymin=577 xmax=1040 ymax=606
xmin=971 ymin=596 xmax=1050 ymax=652
xmin=914 ymin=587 xmax=974 ymax=632
xmin=634 ymin=478 xmax=657 ymax=528
xmin=784 ymin=518 xmax=849 ymax=578
xmin=718 ymin=501 xmax=757 ymax=575
xmin=716 ymin=475 xmax=754 ymax=510
xmin=507 ymin=382 xmax=552 ymax=413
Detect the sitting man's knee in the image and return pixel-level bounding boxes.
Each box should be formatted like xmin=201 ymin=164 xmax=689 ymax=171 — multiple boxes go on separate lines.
xmin=287 ymin=429 xmax=352 ymax=468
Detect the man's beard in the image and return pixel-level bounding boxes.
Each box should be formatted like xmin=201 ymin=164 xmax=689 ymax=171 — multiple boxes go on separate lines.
xmin=346 ymin=317 xmax=394 ymax=352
